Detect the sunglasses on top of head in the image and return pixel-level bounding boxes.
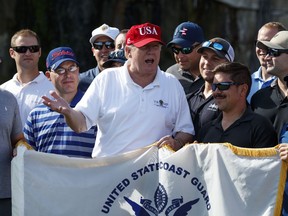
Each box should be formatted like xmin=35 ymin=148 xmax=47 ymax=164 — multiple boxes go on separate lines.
xmin=212 ymin=82 xmax=243 ymax=91
xmin=93 ymin=41 xmax=115 ymax=50
xmin=202 ymin=41 xmax=231 ymax=61
xmin=11 ymin=45 xmax=40 ymax=53
xmin=266 ymin=48 xmax=288 ymax=57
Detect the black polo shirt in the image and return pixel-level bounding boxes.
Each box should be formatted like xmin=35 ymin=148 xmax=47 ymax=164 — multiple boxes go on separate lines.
xmin=187 ymin=85 xmax=220 ymax=139
xmin=251 ymin=79 xmax=288 ymax=140
xmin=198 ymin=107 xmax=278 ymax=148
xmin=166 ymin=63 xmax=204 ymax=95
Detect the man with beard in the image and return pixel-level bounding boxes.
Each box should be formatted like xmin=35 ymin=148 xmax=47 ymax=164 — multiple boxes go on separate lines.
xmin=187 ymin=38 xmax=234 ymax=138
xmin=197 ymin=62 xmax=277 ymax=148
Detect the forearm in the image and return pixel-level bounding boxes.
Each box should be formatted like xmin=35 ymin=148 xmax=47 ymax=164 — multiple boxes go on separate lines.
xmin=64 ymin=108 xmax=87 ymax=133
xmin=174 ymin=132 xmax=194 ymax=148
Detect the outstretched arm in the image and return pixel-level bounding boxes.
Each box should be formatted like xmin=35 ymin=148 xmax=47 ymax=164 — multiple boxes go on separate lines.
xmin=42 ymin=91 xmax=87 ymax=133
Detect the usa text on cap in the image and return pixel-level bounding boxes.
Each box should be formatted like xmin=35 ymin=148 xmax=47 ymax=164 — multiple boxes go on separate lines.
xmin=126 ymin=22 xmax=164 ymax=48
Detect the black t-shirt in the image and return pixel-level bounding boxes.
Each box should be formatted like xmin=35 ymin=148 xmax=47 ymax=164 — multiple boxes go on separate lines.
xmin=198 ymin=107 xmax=278 ymax=148
xmin=187 ymin=85 xmax=220 ymax=139
xmin=251 ymin=80 xmax=288 ymax=140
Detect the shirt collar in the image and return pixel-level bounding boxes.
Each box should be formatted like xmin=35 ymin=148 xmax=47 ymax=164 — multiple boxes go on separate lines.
xmin=12 ymin=71 xmax=46 ymax=85
xmin=253 ymin=67 xmax=276 ymax=81
xmin=270 ymin=78 xmax=278 ymax=88
xmin=213 ymin=106 xmax=253 ymax=129
xmin=70 ymin=90 xmax=84 ymax=107
xmin=123 ymin=61 xmax=161 ymax=89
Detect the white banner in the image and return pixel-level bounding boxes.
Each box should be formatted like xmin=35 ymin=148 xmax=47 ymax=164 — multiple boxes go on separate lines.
xmin=12 ymin=143 xmax=287 ymax=216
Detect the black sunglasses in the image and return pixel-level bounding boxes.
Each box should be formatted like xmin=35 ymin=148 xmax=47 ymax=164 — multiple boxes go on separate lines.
xmin=93 ymin=41 xmax=115 ymax=50
xmin=171 ymin=43 xmax=200 ymax=55
xmin=212 ymin=82 xmax=243 ymax=91
xmin=266 ymin=48 xmax=288 ymax=57
xmin=12 ymin=45 xmax=40 ymax=53
xmin=171 ymin=46 xmax=194 ymax=55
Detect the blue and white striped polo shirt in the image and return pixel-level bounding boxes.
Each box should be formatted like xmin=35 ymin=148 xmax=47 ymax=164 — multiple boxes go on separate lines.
xmin=24 ymin=91 xmax=96 ymax=158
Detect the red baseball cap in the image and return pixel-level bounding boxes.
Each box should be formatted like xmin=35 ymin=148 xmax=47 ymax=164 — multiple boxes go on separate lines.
xmin=126 ymin=23 xmax=165 ymax=48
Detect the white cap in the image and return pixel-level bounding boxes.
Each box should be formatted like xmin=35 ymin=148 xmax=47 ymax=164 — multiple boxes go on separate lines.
xmin=89 ymin=24 xmax=120 ymax=45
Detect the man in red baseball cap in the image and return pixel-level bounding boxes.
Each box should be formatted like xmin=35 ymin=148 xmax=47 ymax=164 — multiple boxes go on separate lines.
xmin=125 ymin=22 xmax=164 ymax=47
xmin=42 ymin=22 xmax=195 ymax=157
xmin=124 ymin=23 xmax=166 ymax=87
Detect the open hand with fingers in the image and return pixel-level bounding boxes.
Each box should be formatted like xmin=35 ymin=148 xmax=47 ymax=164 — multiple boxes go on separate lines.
xmin=42 ymin=90 xmax=70 ymax=115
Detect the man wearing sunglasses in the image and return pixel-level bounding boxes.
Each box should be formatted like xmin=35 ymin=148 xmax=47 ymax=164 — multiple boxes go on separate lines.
xmin=166 ymin=22 xmax=205 ymax=95
xmin=78 ymin=24 xmax=119 ymax=92
xmin=1 ymin=29 xmax=54 ymax=126
xmin=252 ymin=31 xmax=288 ymax=216
xmin=187 ymin=38 xmax=234 ymax=139
xmin=252 ymin=31 xmax=288 ymax=141
xmin=42 ymin=22 xmax=194 ymax=157
xmin=247 ymin=22 xmax=286 ymax=102
xmin=23 ymin=47 xmax=96 ymax=158
xmin=197 ymin=62 xmax=277 ymax=148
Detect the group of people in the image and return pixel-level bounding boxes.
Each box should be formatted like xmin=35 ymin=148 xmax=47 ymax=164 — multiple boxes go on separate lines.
xmin=0 ymin=25 xmax=129 ymax=215
xmin=166 ymin=21 xmax=288 ymax=215
xmin=0 ymin=20 xmax=288 ymax=215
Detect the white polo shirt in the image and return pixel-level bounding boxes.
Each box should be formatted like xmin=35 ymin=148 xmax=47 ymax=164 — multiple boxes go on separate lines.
xmin=1 ymin=72 xmax=54 ymax=126
xmin=75 ymin=62 xmax=194 ymax=157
